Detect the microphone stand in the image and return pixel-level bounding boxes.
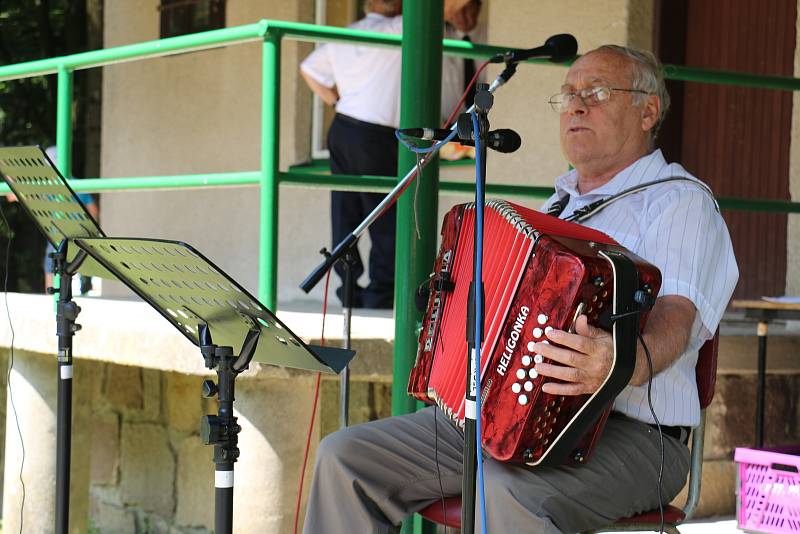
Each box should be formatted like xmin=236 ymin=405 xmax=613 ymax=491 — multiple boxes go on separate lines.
xmin=299 ymin=64 xmax=519 ymax=427
xmin=462 ymin=84 xmax=492 ymax=534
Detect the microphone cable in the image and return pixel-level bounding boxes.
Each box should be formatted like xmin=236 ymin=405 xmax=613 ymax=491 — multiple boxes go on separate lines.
xmin=0 ymin=200 xmax=26 ymax=534
xmin=639 ymin=332 xmax=665 ymax=534
xmin=470 ymin=111 xmax=488 ymax=534
xmin=292 ymin=269 xmax=332 ymax=534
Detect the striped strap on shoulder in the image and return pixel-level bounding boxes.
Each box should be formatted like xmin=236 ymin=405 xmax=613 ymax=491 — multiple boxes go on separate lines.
xmin=564 ymin=176 xmax=719 ymax=223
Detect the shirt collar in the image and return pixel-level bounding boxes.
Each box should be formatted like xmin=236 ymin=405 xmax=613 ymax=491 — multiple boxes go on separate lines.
xmin=553 ymin=149 xmax=667 ymax=200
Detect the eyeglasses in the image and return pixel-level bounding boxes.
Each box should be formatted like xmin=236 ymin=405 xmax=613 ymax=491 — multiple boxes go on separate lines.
xmin=548 ymin=86 xmax=649 ymax=113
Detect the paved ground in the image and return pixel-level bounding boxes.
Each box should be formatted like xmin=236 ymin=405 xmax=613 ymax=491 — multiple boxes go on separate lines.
xmin=604 ymin=517 xmax=741 ymax=533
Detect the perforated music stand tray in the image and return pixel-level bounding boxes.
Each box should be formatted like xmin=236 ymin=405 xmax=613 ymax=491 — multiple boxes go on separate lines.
xmin=0 ymin=145 xmax=112 ymax=279
xmin=72 ymin=236 xmax=352 ymax=372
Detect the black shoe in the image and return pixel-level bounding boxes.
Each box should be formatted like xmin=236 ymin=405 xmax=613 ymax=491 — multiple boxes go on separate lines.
xmin=361 ymin=284 xmax=394 ymax=309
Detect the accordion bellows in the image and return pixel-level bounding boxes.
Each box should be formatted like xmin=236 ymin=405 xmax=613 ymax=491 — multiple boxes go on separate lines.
xmin=408 ymin=200 xmax=661 ymax=466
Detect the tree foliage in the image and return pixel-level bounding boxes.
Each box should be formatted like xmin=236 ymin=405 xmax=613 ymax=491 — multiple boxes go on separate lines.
xmin=0 ymin=0 xmax=95 ymax=292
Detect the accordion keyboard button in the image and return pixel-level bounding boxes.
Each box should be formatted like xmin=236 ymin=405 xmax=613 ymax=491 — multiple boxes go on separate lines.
xmin=512 ymin=383 xmax=521 ymax=393
xmin=516 ymin=369 xmax=526 ymax=380
xmin=533 ymin=328 xmax=543 ymax=338
xmin=534 ymin=354 xmax=544 ymax=364
xmin=527 ymin=341 xmax=536 ymax=352
xmin=529 ymin=369 xmax=538 ymax=379
xmin=537 ymin=313 xmax=548 ymax=325
xmin=521 ymin=355 xmax=532 ymax=366
xmin=524 ymin=381 xmax=533 ymax=391
xmin=518 ymin=395 xmax=528 ymax=405
xmin=545 ymin=326 xmax=553 ymax=335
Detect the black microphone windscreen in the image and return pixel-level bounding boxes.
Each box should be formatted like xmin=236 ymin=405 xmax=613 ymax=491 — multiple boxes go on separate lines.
xmin=546 ymin=34 xmax=578 ymax=63
xmin=491 ymin=129 xmax=521 ymax=153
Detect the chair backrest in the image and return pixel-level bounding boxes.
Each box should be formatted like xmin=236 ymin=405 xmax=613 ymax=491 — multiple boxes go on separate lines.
xmin=696 ymin=331 xmax=719 ymax=410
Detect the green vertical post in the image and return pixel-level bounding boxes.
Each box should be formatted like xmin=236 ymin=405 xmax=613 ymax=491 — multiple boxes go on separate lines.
xmin=260 ymin=31 xmax=281 ymax=309
xmin=392 ymin=2 xmax=444 ymax=533
xmin=56 ymin=65 xmax=73 ymax=178
xmin=53 ymin=65 xmax=74 ymax=300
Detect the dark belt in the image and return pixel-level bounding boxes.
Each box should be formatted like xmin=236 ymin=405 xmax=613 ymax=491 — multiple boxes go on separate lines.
xmin=648 ymin=424 xmax=690 ymax=444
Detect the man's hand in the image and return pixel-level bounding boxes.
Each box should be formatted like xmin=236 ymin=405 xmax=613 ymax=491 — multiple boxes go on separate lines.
xmin=533 ymin=315 xmax=612 ymax=395
xmin=531 ymin=295 xmax=697 ymax=396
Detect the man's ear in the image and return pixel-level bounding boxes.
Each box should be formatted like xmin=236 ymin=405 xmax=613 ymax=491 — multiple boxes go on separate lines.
xmin=641 ymin=94 xmax=660 ymax=133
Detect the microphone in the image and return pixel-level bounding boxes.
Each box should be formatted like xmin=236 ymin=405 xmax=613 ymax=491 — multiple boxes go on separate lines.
xmin=490 ymin=34 xmax=578 ymax=64
xmin=398 ymin=128 xmax=521 ymax=153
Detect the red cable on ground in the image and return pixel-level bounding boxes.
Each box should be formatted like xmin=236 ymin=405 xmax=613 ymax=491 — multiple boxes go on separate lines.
xmin=292 ymin=270 xmax=331 ymax=534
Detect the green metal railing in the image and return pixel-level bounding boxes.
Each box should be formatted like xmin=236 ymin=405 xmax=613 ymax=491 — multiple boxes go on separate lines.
xmin=2 ymin=18 xmax=800 ymax=307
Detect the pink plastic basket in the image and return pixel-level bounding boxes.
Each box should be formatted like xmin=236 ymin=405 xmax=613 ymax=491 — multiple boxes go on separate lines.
xmin=735 ymin=447 xmax=800 ymax=533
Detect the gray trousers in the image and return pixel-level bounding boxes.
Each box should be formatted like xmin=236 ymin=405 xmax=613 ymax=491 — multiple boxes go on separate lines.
xmin=303 ymin=406 xmax=690 ymax=533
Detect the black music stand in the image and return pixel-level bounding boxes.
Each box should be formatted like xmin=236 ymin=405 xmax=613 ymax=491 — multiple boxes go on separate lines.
xmin=71 ymin=237 xmax=354 ymax=534
xmin=0 ymin=145 xmax=113 ymax=534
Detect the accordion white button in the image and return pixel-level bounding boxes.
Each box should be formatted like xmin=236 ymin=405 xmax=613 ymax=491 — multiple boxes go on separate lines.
xmin=534 ymin=354 xmax=544 ymax=364
xmin=545 ymin=326 xmax=554 ymax=335
xmin=529 ymin=368 xmax=538 ymax=379
xmin=527 ymin=341 xmax=536 ymax=352
xmin=518 ymin=395 xmax=528 ymax=405
xmin=524 ymin=381 xmax=533 ymax=391
xmin=516 ymin=369 xmax=526 ymax=380
xmin=521 ymin=355 xmax=532 ymax=366
xmin=537 ymin=313 xmax=548 ymax=325
xmin=511 ymin=383 xmax=521 ymax=393
xmin=533 ymin=327 xmax=543 ymax=338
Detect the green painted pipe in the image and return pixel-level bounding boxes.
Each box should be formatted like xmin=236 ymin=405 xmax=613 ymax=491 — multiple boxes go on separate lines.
xmin=1 ymin=175 xmax=796 ymax=213
xmin=260 ymin=31 xmax=282 ymax=309
xmin=56 ymin=66 xmax=73 ymax=179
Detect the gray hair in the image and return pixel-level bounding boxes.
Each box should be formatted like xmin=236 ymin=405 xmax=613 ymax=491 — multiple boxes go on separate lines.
xmin=593 ymin=45 xmax=670 ymax=139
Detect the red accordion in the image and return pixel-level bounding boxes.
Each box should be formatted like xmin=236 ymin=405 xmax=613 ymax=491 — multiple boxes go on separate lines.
xmin=408 ymin=200 xmax=661 ymax=466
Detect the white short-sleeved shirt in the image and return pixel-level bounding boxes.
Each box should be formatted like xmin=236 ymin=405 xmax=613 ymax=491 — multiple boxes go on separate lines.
xmin=541 ymin=149 xmax=739 ymax=426
xmin=300 ymin=14 xmax=469 ymax=128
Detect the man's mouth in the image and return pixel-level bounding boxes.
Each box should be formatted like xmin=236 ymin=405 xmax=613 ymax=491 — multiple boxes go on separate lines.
xmin=567 ymin=126 xmax=590 ymax=133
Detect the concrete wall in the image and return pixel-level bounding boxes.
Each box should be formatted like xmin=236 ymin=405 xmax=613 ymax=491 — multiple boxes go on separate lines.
xmin=101 ymin=0 xmax=319 ymax=304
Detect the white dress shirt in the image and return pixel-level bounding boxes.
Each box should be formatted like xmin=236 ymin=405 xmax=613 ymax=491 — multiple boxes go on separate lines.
xmin=541 ymin=149 xmax=739 ymax=426
xmin=301 ymin=14 xmax=472 ymax=128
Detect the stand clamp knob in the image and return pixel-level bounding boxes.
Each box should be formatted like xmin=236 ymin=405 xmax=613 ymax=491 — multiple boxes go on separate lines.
xmin=201 ymin=379 xmax=218 ymax=398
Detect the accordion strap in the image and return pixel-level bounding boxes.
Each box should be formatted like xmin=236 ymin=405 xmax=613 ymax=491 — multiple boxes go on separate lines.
xmin=549 ymin=176 xmax=719 ymax=223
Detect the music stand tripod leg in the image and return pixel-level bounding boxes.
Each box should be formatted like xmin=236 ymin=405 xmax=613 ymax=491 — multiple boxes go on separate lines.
xmin=199 ymin=326 xmax=256 ymax=534
xmin=51 ymin=240 xmax=84 ymax=534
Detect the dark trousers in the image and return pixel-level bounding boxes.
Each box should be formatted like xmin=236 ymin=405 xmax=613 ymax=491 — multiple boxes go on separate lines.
xmin=328 ymin=114 xmax=398 ymax=307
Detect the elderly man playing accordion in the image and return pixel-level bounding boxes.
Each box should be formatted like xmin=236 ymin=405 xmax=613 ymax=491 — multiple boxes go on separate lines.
xmin=302 ymin=44 xmax=738 ymax=534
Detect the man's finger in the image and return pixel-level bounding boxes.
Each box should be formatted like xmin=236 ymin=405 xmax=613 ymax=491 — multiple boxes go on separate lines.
xmin=534 ymin=361 xmax=581 ymax=383
xmin=574 ymin=314 xmax=608 ymax=339
xmin=533 ymin=341 xmax=583 ymax=367
xmin=542 ymin=327 xmax=593 ymax=355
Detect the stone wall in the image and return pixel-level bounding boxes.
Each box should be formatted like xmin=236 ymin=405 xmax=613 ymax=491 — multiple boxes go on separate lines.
xmin=86 ymin=363 xmax=391 ymax=533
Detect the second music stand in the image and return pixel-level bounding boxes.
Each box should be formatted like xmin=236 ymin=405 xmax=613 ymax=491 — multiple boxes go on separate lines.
xmin=72 ymin=236 xmax=354 ymax=534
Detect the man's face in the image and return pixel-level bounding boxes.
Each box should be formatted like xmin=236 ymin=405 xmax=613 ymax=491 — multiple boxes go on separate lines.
xmin=559 ymin=50 xmax=657 ymax=176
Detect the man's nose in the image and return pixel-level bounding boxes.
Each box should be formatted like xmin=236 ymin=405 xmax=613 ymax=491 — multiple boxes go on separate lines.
xmin=566 ymin=96 xmax=587 ymax=115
